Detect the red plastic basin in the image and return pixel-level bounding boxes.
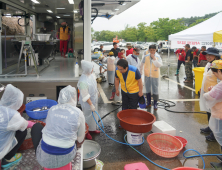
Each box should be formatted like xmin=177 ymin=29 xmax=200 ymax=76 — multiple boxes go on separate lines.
xmin=147 ymin=133 xmax=183 ymax=158
xmin=117 ymin=109 xmax=156 ymax=133
xmin=175 ymin=136 xmax=188 ymax=148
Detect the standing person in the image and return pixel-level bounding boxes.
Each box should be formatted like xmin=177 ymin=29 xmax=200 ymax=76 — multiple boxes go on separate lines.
xmin=126 ymin=43 xmax=134 ymax=56
xmin=126 ymin=47 xmax=141 ymax=71
xmin=56 ymin=22 xmax=70 ymax=58
xmin=109 ymin=49 xmax=127 ymax=100
xmin=98 ymin=44 xmax=106 ymax=75
xmin=115 ymin=49 xmax=126 ymax=64
xmin=108 ymin=42 xmax=120 ymax=100
xmin=184 ymin=44 xmax=193 ymax=83
xmin=31 ymin=86 xmax=85 ymax=169
xmin=199 ymin=48 xmax=221 ymax=141
xmin=110 ymin=42 xmax=120 ymax=58
xmin=140 ymin=45 xmax=163 ymax=110
xmin=197 ymin=46 xmax=207 ymax=67
xmin=115 ymin=59 xmax=143 ymax=110
xmin=77 ymin=60 xmax=100 ymax=140
xmin=104 ymin=51 xmax=116 ymax=86
xmin=192 ymin=46 xmax=200 ymax=67
xmin=204 ymin=60 xmax=222 ymax=168
xmin=175 ymin=48 xmax=186 ymax=76
xmin=98 ymin=44 xmax=105 ymax=54
xmin=0 ymin=84 xmax=35 ymax=169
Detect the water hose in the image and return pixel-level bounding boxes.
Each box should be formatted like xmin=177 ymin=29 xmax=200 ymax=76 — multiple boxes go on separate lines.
xmin=158 ymin=99 xmax=206 ymax=114
xmin=98 ymin=98 xmax=206 ymax=123
xmin=93 ymin=111 xmax=144 ymax=146
xmin=93 ymin=111 xmax=170 ymax=170
xmin=98 ymin=105 xmax=122 ymax=122
xmin=93 ymin=111 xmax=222 ymax=169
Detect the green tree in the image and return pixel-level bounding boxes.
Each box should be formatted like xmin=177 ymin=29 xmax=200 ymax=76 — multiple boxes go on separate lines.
xmin=150 ymin=18 xmax=186 ymax=40
xmin=189 ymin=18 xmax=208 ymax=27
xmin=137 ymin=22 xmax=147 ymax=42
xmin=144 ymin=26 xmax=156 ymax=42
xmin=91 ymin=27 xmax=95 ymax=41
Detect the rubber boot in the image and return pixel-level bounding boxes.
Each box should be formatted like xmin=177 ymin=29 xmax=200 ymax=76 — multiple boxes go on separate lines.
xmin=206 ymin=132 xmax=216 ymax=141
xmin=146 ymin=93 xmax=151 ymax=108
xmin=200 ymin=126 xmax=212 ymax=134
xmin=154 ymin=100 xmax=158 ymax=110
xmin=175 ymin=69 xmax=179 ymax=76
xmin=85 ymin=132 xmax=92 ymax=140
xmin=109 ymin=92 xmax=115 ymax=100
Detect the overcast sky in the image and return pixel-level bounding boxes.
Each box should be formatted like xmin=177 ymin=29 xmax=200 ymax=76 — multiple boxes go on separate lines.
xmin=92 ymin=0 xmax=222 ymax=32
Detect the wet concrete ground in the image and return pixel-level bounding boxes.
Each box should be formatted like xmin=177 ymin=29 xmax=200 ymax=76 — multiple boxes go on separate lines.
xmin=87 ymin=51 xmax=220 ymax=170
xmin=5 ymin=50 xmax=219 ymax=170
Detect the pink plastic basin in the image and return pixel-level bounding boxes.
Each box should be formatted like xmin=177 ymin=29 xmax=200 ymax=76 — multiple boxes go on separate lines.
xmin=44 ymin=162 xmax=72 ymax=170
xmin=124 ymin=162 xmax=149 ymax=170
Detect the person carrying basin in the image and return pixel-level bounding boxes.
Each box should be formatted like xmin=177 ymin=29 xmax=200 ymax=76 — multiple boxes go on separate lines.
xmin=126 ymin=47 xmax=141 ymax=71
xmin=199 ymin=48 xmax=221 ymax=141
xmin=115 ymin=59 xmax=143 ymax=110
xmin=0 ymin=84 xmax=35 ymax=169
xmin=203 ymin=60 xmax=222 ymax=168
xmin=31 ymin=85 xmax=85 ymax=169
xmin=140 ymin=45 xmax=163 ymax=110
xmin=77 ymin=60 xmax=100 ymax=140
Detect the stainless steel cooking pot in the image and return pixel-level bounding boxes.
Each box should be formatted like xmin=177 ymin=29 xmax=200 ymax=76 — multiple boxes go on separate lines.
xmin=83 ymin=140 xmax=101 ymax=168
xmin=34 ymin=34 xmax=51 ymax=41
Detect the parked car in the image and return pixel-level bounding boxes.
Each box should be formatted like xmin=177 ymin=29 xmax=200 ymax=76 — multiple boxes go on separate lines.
xmin=92 ymin=42 xmax=114 ymax=52
xmin=144 ymin=42 xmax=158 ymax=51
xmin=134 ymin=41 xmax=146 ymax=50
xmin=157 ymin=40 xmax=169 ymax=50
xmin=119 ymin=41 xmax=126 ymax=47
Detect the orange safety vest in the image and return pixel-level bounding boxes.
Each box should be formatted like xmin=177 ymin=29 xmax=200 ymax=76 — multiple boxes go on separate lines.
xmin=144 ymin=51 xmax=159 ymax=78
xmin=60 ymin=26 xmax=69 ymax=40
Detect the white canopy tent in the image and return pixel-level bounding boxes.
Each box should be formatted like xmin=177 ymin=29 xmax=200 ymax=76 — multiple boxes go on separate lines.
xmin=169 ymin=12 xmax=222 ymax=49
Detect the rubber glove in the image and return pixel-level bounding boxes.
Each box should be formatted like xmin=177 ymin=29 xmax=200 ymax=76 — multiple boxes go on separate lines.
xmin=90 ymin=104 xmax=96 ymax=112
xmin=27 ymin=121 xmax=35 ymax=128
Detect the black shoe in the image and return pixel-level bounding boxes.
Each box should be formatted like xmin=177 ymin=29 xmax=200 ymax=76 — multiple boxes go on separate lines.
xmin=217 ymin=155 xmax=222 ymax=162
xmin=211 ymin=162 xmax=222 ymax=169
xmin=200 ymin=126 xmax=212 ymax=134
xmin=206 ymin=132 xmax=216 ymax=141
